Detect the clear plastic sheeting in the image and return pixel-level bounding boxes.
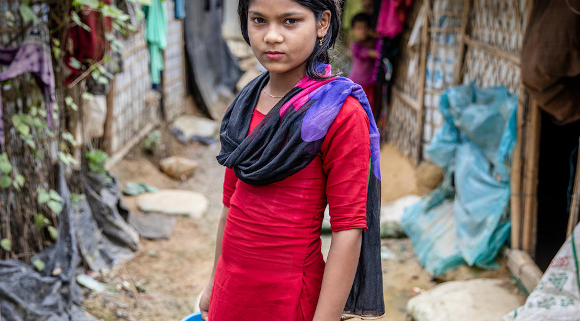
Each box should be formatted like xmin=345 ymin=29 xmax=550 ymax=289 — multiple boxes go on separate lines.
xmin=402 ymin=83 xmax=517 ymax=276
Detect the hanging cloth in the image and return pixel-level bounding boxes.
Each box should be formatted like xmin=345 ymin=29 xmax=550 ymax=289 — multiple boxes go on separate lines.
xmin=376 ymin=0 xmax=415 ymax=38
xmin=64 ymin=0 xmax=112 ymax=85
xmin=174 ymin=0 xmax=186 ymax=19
xmin=144 ymin=0 xmax=167 ymax=85
xmin=0 ymin=23 xmax=55 ymax=150
xmin=217 ymin=62 xmax=385 ymax=318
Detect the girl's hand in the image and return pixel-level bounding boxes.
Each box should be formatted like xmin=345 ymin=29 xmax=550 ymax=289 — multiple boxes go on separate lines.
xmin=199 ymin=284 xmax=212 ymax=320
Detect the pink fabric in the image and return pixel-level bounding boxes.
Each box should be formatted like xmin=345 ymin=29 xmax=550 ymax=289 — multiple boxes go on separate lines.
xmin=348 ymin=40 xmax=380 ymax=87
xmin=376 ymin=0 xmax=414 ymax=38
xmin=212 ymin=97 xmax=370 ymax=321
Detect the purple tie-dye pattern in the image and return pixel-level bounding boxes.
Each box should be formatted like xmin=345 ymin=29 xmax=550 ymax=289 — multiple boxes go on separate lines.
xmin=283 ymin=63 xmax=382 ymax=179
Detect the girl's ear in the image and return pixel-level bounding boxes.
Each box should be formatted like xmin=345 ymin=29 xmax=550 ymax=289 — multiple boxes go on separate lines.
xmin=317 ymin=10 xmax=332 ymax=38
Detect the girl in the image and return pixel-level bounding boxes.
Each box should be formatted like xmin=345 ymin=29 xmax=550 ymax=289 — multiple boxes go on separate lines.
xmin=201 ymin=0 xmax=384 ymax=320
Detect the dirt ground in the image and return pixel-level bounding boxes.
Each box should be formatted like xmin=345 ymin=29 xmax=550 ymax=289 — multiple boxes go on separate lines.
xmin=82 ymin=98 xmax=522 ymax=321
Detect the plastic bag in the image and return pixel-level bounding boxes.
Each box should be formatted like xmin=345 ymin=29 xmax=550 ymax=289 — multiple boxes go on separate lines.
xmin=402 ymin=83 xmax=517 ymax=276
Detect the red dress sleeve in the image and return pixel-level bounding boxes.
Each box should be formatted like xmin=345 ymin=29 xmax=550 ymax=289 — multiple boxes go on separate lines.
xmin=223 ymin=167 xmax=239 ymax=207
xmin=322 ymin=96 xmax=370 ymax=232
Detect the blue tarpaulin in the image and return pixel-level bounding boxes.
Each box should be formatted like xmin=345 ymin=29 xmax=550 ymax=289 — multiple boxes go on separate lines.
xmin=401 ymin=83 xmax=518 ymax=276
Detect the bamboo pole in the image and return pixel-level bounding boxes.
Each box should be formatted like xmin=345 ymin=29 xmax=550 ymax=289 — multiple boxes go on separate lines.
xmin=505 ymin=249 xmax=543 ymax=294
xmin=415 ymin=0 xmax=431 ymax=164
xmin=522 ymin=100 xmax=541 ymax=256
xmin=566 ymin=137 xmax=580 ymax=237
xmin=510 ymin=92 xmax=527 ymax=249
xmin=453 ymin=0 xmax=470 ymax=85
xmin=101 ymin=78 xmax=116 ymax=154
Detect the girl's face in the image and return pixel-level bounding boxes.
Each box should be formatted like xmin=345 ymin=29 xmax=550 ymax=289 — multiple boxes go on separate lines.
xmin=247 ymin=0 xmax=330 ymax=77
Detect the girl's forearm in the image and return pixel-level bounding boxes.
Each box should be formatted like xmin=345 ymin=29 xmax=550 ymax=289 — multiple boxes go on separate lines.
xmin=207 ymin=206 xmax=229 ymax=288
xmin=313 ymin=228 xmax=363 ymax=321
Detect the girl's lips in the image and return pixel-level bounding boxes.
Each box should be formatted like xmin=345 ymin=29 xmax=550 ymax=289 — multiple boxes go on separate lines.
xmin=265 ymin=52 xmax=284 ymax=59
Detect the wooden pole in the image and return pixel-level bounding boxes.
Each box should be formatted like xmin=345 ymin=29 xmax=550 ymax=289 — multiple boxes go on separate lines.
xmin=415 ymin=0 xmax=431 ymax=165
xmin=566 ymin=137 xmax=580 ymax=237
xmin=510 ymin=92 xmax=527 ymax=249
xmin=522 ymin=100 xmax=541 ymax=256
xmin=505 ymin=249 xmax=543 ymax=294
xmin=101 ymin=78 xmax=116 ymax=154
xmin=453 ymin=0 xmax=470 ymax=85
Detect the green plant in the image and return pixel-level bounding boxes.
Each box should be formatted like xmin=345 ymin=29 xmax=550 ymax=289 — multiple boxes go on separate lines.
xmin=37 ymin=188 xmax=64 ymax=215
xmin=85 ymin=149 xmax=112 ymax=182
xmin=141 ymin=130 xmax=161 ymax=153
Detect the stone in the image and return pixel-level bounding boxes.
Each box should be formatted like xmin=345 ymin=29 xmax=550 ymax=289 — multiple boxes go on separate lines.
xmin=172 ymin=116 xmax=218 ymax=142
xmin=407 ymin=279 xmax=525 ymax=321
xmin=380 ymin=195 xmax=421 ymax=238
xmin=160 ymin=156 xmax=199 ymax=180
xmin=128 ymin=212 xmax=176 ymax=240
xmin=136 ymin=190 xmax=209 ymax=218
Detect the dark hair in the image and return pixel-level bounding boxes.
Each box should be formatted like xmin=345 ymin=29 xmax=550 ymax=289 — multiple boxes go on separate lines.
xmin=351 ymin=13 xmax=372 ymax=29
xmin=238 ymin=0 xmax=342 ymax=79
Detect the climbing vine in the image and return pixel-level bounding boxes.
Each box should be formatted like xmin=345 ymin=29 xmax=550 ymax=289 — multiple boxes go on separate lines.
xmin=0 ymin=0 xmax=139 ymax=263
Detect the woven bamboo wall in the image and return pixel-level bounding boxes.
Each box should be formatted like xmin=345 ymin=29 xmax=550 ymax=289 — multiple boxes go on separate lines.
xmin=163 ymin=0 xmax=187 ymax=121
xmin=387 ymin=0 xmax=532 ymax=163
xmin=110 ymin=23 xmax=159 ymax=153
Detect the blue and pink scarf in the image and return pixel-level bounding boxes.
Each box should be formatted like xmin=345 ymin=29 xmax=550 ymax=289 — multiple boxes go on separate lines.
xmin=217 ymin=63 xmax=384 ymax=318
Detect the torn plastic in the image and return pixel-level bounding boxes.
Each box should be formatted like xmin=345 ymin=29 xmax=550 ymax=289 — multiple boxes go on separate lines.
xmin=402 ymin=83 xmax=517 ymax=276
xmin=0 ymin=165 xmax=139 ymax=320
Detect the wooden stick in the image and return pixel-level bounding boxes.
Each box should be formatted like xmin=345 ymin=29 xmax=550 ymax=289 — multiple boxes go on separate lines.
xmin=510 ymin=92 xmax=527 ymax=249
xmin=566 ymin=137 xmax=580 ymax=237
xmin=454 ymin=0 xmax=470 ymax=85
xmin=101 ymin=78 xmax=116 ymax=155
xmin=105 ymin=122 xmax=158 ymax=170
xmin=522 ymin=100 xmax=541 ymax=256
xmin=464 ymin=36 xmax=521 ymax=66
xmin=415 ymin=0 xmax=431 ymax=165
xmin=505 ymin=248 xmax=543 ymax=294
xmin=392 ymin=87 xmax=421 ymax=112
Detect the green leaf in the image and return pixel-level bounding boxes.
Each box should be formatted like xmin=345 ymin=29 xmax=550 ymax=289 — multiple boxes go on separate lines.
xmin=30 ymin=106 xmax=38 ymax=117
xmin=49 ymin=189 xmax=63 ymax=202
xmin=37 ymin=188 xmax=50 ymax=204
xmin=0 ymin=176 xmax=11 ymax=189
xmin=98 ymin=65 xmax=114 ymax=78
xmin=48 ymin=200 xmax=63 ymax=215
xmin=69 ymin=57 xmax=82 ymax=70
xmin=73 ymin=0 xmax=100 ymax=8
xmin=52 ymin=38 xmax=60 ymax=47
xmin=97 ymin=76 xmax=109 ymax=85
xmin=38 ymin=108 xmax=47 ymax=118
xmin=35 ymin=214 xmax=48 ymax=229
xmin=18 ymin=3 xmax=38 ymax=25
xmin=48 ymin=226 xmax=58 ymax=240
xmin=71 ymin=11 xmax=91 ymax=32
xmin=17 ymin=123 xmax=30 ymax=136
xmin=81 ymin=92 xmax=94 ymax=101
xmin=15 ymin=174 xmax=24 ymax=186
xmin=62 ymin=132 xmax=78 ymax=146
xmin=65 ymin=96 xmax=74 ymax=106
xmin=0 ymin=239 xmax=11 ymax=252
xmin=0 ymin=158 xmax=12 ymax=174
xmin=33 ymin=259 xmax=46 ymax=272
xmin=53 ymin=47 xmax=61 ymax=59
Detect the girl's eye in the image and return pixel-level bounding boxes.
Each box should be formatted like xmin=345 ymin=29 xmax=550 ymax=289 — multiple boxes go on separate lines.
xmin=284 ymin=19 xmax=298 ymax=25
xmin=252 ymin=17 xmax=265 ymax=24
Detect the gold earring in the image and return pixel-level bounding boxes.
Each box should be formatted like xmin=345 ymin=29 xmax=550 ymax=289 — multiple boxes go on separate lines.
xmin=319 ymin=38 xmax=323 ymax=46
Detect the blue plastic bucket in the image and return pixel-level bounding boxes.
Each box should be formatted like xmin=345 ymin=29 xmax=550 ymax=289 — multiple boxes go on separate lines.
xmin=180 ymin=311 xmax=203 ymax=321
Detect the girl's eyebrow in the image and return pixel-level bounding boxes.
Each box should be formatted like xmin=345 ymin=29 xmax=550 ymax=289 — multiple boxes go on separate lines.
xmin=248 ymin=11 xmax=305 ymax=18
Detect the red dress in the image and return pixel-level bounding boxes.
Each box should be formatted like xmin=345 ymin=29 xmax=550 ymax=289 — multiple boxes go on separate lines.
xmin=208 ymin=96 xmax=371 ymax=321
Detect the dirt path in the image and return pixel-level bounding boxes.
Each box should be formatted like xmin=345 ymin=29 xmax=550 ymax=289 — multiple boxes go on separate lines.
xmin=82 ymin=100 xmax=522 ymax=321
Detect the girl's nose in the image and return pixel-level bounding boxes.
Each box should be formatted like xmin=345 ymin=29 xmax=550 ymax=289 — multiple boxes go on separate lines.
xmin=264 ymin=26 xmax=283 ymax=44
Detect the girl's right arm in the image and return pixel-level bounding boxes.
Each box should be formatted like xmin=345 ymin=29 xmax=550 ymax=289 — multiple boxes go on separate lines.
xmin=199 ymin=205 xmax=229 ymax=320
